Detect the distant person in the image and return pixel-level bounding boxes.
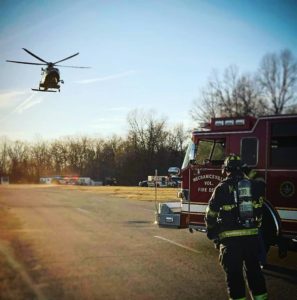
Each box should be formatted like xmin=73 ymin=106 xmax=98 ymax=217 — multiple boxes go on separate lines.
xmin=205 ymin=154 xmax=268 ymax=300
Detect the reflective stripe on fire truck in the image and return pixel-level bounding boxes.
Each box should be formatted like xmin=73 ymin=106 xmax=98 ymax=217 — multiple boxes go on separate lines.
xmin=218 ymin=228 xmax=259 ymax=240
xmin=182 ymin=203 xmax=208 ymax=213
xmin=277 ymin=209 xmax=297 ymax=221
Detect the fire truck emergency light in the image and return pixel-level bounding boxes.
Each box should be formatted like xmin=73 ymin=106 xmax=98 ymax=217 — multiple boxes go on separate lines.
xmin=214 ymin=118 xmax=246 ymax=127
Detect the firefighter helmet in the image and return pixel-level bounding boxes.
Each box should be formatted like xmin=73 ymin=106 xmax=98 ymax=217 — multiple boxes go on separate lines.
xmin=223 ymin=154 xmax=243 ymax=173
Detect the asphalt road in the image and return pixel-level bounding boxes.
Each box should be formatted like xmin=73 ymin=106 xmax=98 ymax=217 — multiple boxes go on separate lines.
xmin=0 ymin=185 xmax=296 ymax=300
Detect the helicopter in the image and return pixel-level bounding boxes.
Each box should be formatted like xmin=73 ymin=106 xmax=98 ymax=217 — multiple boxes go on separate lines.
xmin=6 ymin=48 xmax=90 ymax=92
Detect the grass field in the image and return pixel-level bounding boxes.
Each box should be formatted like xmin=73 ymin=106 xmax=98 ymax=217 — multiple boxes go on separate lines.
xmin=62 ymin=185 xmax=180 ymax=201
xmin=1 ymin=184 xmax=180 ymax=201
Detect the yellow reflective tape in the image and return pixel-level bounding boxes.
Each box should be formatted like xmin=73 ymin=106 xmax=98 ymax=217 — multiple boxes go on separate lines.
xmin=253 ymin=201 xmax=262 ymax=208
xmin=256 ymin=217 xmax=262 ymax=227
xmin=248 ymin=170 xmax=257 ymax=179
xmin=222 ymin=204 xmax=236 ymax=211
xmin=229 ymin=155 xmax=240 ymax=161
xmin=252 ymin=293 xmax=268 ymax=300
xmin=219 ymin=228 xmax=258 ymax=239
xmin=253 ymin=197 xmax=264 ymax=208
xmin=206 ymin=206 xmax=219 ymax=217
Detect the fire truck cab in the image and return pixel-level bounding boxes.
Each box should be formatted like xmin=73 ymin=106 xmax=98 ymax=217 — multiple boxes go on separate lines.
xmin=179 ymin=114 xmax=297 ymax=252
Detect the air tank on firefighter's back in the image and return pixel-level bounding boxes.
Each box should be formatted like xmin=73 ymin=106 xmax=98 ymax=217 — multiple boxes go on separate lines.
xmin=237 ymin=179 xmax=254 ymax=228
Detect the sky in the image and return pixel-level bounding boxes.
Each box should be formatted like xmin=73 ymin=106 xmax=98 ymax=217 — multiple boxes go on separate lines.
xmin=0 ymin=0 xmax=296 ymax=141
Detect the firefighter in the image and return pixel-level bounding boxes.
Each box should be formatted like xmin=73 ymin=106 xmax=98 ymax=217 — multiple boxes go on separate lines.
xmin=205 ymin=154 xmax=268 ymax=300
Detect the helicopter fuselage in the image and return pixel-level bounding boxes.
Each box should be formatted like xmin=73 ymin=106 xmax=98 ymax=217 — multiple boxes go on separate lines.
xmin=40 ymin=67 xmax=61 ymax=91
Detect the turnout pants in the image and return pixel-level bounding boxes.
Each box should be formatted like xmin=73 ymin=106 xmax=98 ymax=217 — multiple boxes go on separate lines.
xmin=219 ymin=236 xmax=267 ymax=300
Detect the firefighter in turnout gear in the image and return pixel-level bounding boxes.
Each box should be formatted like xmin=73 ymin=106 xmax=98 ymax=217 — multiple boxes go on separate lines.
xmin=205 ymin=154 xmax=268 ymax=300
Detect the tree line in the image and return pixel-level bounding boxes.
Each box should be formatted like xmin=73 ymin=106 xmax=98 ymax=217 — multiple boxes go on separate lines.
xmin=0 ymin=109 xmax=187 ymax=184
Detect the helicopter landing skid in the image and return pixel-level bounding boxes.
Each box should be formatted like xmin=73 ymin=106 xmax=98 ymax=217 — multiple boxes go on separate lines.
xmin=31 ymin=88 xmax=57 ymax=92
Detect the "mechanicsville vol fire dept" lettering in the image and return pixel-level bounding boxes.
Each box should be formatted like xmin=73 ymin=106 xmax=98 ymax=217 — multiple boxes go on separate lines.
xmin=193 ymin=174 xmax=223 ymax=182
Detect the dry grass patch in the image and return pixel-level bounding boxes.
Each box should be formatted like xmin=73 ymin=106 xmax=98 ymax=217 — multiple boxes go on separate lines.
xmin=60 ymin=185 xmax=180 ymax=202
xmin=0 ymin=184 xmax=179 ymax=202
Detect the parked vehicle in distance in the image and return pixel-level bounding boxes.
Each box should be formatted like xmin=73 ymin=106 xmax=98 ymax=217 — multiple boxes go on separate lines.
xmin=138 ymin=175 xmax=180 ymax=188
xmin=104 ymin=177 xmax=117 ymax=186
xmin=139 ymin=180 xmax=149 ymax=187
xmin=170 ymin=175 xmax=182 ymax=187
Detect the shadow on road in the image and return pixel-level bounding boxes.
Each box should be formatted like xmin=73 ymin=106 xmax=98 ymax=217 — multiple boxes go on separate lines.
xmin=263 ymin=264 xmax=297 ymax=284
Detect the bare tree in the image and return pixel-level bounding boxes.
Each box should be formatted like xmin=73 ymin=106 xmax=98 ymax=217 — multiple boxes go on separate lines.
xmin=236 ymin=75 xmax=268 ymax=116
xmin=127 ymin=109 xmax=145 ymax=149
xmin=31 ymin=140 xmax=51 ymax=180
xmin=0 ymin=137 xmax=10 ymax=176
xmin=127 ymin=109 xmax=167 ymax=151
xmin=258 ymin=49 xmax=297 ymax=114
xmin=167 ymin=123 xmax=188 ymax=153
xmin=7 ymin=141 xmax=30 ymax=182
xmin=50 ymin=140 xmax=68 ymax=175
xmin=190 ymin=66 xmax=266 ymax=124
xmin=126 ymin=109 xmax=185 ymax=184
xmin=190 ymin=85 xmax=218 ymax=123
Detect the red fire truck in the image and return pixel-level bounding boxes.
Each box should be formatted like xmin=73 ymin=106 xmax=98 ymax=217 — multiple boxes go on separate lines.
xmin=164 ymin=114 xmax=297 ymax=253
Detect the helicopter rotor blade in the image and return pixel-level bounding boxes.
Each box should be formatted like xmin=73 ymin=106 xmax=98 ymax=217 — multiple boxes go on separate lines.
xmin=6 ymin=60 xmax=47 ymax=66
xmin=55 ymin=64 xmax=91 ymax=69
xmin=53 ymin=52 xmax=79 ymax=65
xmin=22 ymin=48 xmax=49 ymax=64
